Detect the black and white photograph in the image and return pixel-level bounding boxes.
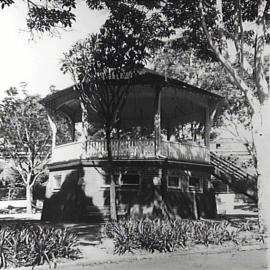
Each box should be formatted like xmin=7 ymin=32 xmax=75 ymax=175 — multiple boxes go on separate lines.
xmin=0 ymin=1 xmax=269 ymax=269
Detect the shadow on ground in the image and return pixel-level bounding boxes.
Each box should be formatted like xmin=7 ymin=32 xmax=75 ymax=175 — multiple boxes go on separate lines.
xmin=63 ymin=222 xmax=103 ymax=246
xmin=217 ymin=214 xmax=258 ymax=229
xmin=234 ymin=203 xmax=258 ymax=212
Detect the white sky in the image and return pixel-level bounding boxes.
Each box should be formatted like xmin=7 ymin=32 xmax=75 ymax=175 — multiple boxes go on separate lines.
xmin=0 ymin=2 xmax=108 ymax=99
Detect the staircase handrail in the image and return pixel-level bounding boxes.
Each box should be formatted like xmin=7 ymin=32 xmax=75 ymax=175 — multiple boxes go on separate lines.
xmin=210 ymin=152 xmax=255 ymax=179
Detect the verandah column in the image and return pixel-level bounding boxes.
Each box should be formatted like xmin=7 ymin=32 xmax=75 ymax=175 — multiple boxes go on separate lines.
xmin=46 ymin=109 xmax=57 ymax=149
xmin=71 ymin=120 xmax=75 ymax=142
xmin=80 ymin=100 xmax=89 ymax=142
xmin=204 ymin=107 xmax=210 ymax=148
xmin=204 ymin=104 xmax=218 ymax=161
xmin=64 ymin=113 xmax=76 ymax=142
xmin=79 ymin=100 xmax=91 ymax=158
xmin=154 ymin=85 xmax=162 ymax=157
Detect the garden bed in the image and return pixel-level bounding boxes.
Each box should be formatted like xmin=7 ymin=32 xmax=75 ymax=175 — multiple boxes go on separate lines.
xmin=0 ymin=217 xmax=265 ymax=269
xmin=0 ymin=223 xmax=80 ymax=269
xmin=104 ymin=218 xmax=265 ymax=255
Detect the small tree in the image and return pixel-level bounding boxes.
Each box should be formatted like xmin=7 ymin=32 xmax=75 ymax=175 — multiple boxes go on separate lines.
xmin=0 ymin=88 xmax=51 ymax=213
xmin=63 ymin=35 xmax=140 ymax=220
xmin=61 ymin=5 xmax=169 ymax=219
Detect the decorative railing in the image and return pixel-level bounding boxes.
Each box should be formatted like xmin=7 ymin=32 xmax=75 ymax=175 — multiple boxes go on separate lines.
xmin=85 ymin=139 xmax=156 ymax=159
xmin=51 ymin=141 xmax=83 ymax=163
xmin=51 ymin=139 xmax=209 ymax=163
xmin=160 ymin=141 xmax=210 ymax=163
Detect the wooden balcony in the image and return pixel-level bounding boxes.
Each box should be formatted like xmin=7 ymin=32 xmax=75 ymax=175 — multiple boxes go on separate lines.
xmin=51 ymin=139 xmax=210 ymax=164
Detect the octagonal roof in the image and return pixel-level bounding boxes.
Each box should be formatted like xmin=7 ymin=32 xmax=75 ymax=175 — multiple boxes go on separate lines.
xmin=41 ymin=68 xmax=223 ymax=128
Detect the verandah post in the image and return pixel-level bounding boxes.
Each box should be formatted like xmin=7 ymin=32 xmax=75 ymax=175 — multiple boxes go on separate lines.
xmin=154 ymin=85 xmax=162 ymax=157
xmin=47 ymin=114 xmax=57 ymax=149
xmin=204 ymin=106 xmax=210 ymax=148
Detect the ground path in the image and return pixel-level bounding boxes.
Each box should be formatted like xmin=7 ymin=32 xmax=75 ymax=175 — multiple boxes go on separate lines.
xmin=57 ymin=248 xmax=268 ymax=270
xmin=0 ymin=213 xmax=267 ymax=270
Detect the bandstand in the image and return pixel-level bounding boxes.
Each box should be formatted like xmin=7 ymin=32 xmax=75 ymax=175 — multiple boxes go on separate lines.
xmin=41 ymin=69 xmax=222 ymax=222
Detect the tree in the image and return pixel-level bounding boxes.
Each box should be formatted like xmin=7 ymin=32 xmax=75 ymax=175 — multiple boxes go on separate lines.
xmin=162 ymin=0 xmax=270 ymax=230
xmin=0 ymin=88 xmax=51 ymax=213
xmin=61 ymin=14 xmax=151 ymax=219
xmin=62 ymin=36 xmax=135 ymax=220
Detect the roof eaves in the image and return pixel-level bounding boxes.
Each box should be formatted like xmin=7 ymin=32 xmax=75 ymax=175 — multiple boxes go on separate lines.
xmin=40 ymin=86 xmax=75 ymax=104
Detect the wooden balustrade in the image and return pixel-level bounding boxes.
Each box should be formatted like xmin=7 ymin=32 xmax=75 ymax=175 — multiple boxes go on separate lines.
xmin=160 ymin=141 xmax=210 ymax=162
xmin=85 ymin=139 xmax=156 ymax=159
xmin=51 ymin=141 xmax=83 ymax=163
xmin=51 ymin=139 xmax=209 ymax=163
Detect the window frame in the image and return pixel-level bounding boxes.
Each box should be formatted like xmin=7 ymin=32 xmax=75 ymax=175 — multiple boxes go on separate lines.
xmin=188 ymin=176 xmax=203 ymax=193
xmin=167 ymin=173 xmax=188 ymax=190
xmin=119 ymin=172 xmax=141 ymax=186
xmin=101 ymin=172 xmax=141 ymax=190
xmin=167 ymin=175 xmax=181 ymax=189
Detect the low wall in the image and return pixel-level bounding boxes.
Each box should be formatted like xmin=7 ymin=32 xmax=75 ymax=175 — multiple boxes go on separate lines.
xmin=0 ymin=200 xmax=27 ymax=209
xmin=215 ymin=193 xmax=256 ymax=215
xmin=215 ymin=193 xmax=235 ymax=214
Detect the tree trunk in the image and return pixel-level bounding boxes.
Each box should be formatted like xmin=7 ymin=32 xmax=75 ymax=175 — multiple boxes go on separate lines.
xmin=252 ymin=99 xmax=270 ymax=231
xmin=26 ymin=183 xmax=32 ymax=214
xmin=109 ymin=171 xmax=117 ymax=220
xmin=106 ymin=127 xmax=117 ymax=221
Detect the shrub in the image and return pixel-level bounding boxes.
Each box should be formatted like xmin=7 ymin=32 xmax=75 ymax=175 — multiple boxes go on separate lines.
xmin=105 ymin=218 xmax=190 ymax=254
xmin=106 ymin=220 xmax=138 ymax=255
xmin=105 ymin=218 xmax=259 ymax=255
xmin=135 ymin=219 xmax=176 ymax=252
xmin=0 ymin=223 xmax=80 ymax=269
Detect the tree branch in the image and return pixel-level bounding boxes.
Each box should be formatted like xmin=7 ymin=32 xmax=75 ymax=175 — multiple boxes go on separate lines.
xmin=254 ymin=0 xmax=268 ymax=102
xmin=199 ymin=0 xmax=260 ymax=113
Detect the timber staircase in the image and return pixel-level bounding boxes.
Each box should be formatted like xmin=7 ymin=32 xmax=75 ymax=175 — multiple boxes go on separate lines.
xmin=210 ymin=152 xmax=257 ymax=202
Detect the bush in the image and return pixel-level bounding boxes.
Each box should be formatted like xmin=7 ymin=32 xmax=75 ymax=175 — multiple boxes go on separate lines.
xmin=0 ymin=223 xmax=80 ymax=269
xmin=105 ymin=218 xmax=258 ymax=255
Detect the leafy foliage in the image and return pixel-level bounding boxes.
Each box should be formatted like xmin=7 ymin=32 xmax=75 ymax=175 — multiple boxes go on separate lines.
xmin=105 ymin=218 xmax=261 ymax=255
xmin=61 ymin=1 xmax=171 ymax=83
xmin=0 ymin=88 xmax=51 ymax=171
xmin=0 ymin=0 xmax=13 ymax=9
xmin=61 ymin=17 xmax=153 ymax=129
xmin=27 ymin=5 xmax=76 ymax=32
xmin=0 ymin=0 xmax=76 ymax=32
xmin=0 ymin=223 xmax=80 ymax=268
